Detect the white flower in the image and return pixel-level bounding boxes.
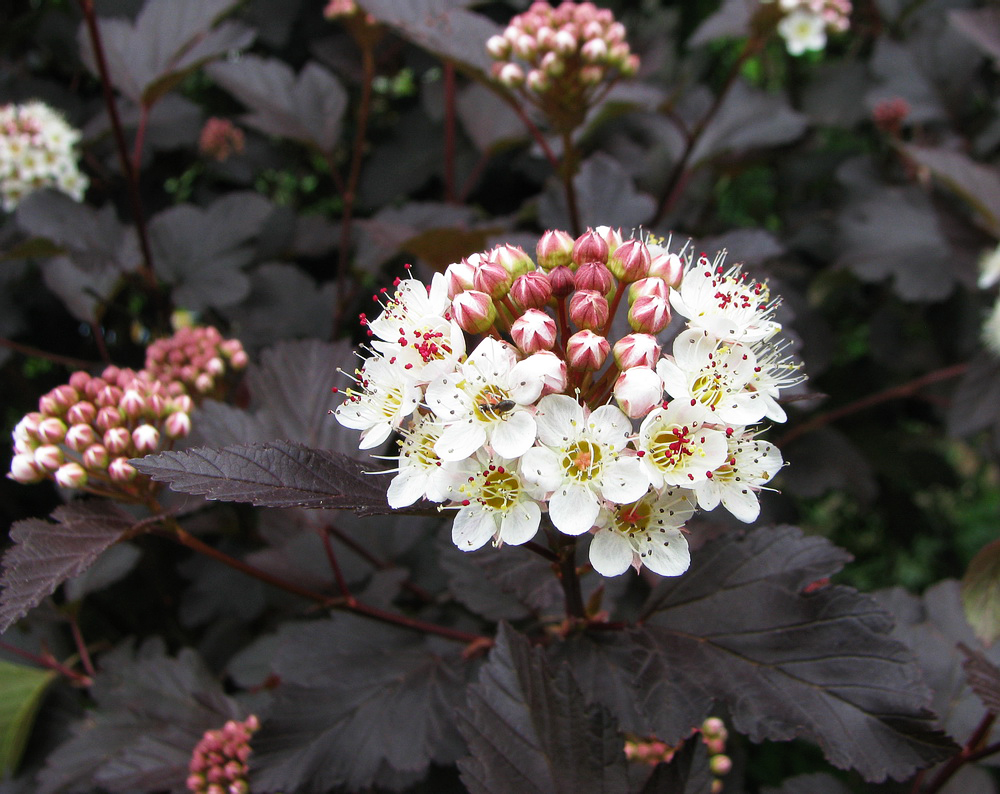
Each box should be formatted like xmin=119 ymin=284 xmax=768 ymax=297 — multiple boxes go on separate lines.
xmin=983 ymin=297 xmax=1000 ymax=357
xmin=979 ymin=244 xmax=1000 ymax=290
xmin=589 ymin=487 xmax=696 ymax=576
xmin=449 ymin=451 xmax=541 ymax=550
xmin=334 ymin=355 xmax=421 ymax=449
xmin=693 ymin=434 xmax=783 ymax=522
xmin=748 ymin=340 xmax=806 ymax=423
xmin=521 ymin=394 xmax=649 ymax=535
xmin=658 ymin=328 xmax=766 ymax=426
xmin=778 ymin=9 xmax=827 ymax=55
xmin=670 ymin=254 xmax=780 ymax=343
xmin=613 ymin=366 xmax=663 ymax=419
xmin=426 ymin=338 xmax=548 ymax=461
xmin=637 ymin=401 xmax=730 ymax=488
xmin=385 ymin=414 xmax=464 ymax=508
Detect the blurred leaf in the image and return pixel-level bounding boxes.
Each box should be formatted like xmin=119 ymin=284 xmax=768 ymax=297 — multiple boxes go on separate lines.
xmin=539 ymin=152 xmax=656 ymax=231
xmin=250 ymin=615 xmax=469 ymax=792
xmin=37 ymin=639 xmax=241 ymax=794
xmin=132 ymin=440 xmax=393 ymax=515
xmin=638 ymin=738 xmax=713 ymax=794
xmin=77 ymin=0 xmax=254 ymax=105
xmin=762 ymin=774 xmax=853 ymax=794
xmin=456 ymin=84 xmax=526 ymax=154
xmin=207 ymin=56 xmax=347 ymax=155
xmin=779 ymin=427 xmax=878 ymax=502
xmin=63 ymin=542 xmax=142 ymax=603
xmin=962 ymin=540 xmax=1000 ymax=647
xmin=0 ymin=238 xmax=63 ymax=262
xmin=0 ymin=659 xmax=56 ymax=777
xmin=357 ymin=0 xmax=501 ymax=76
xmin=960 ymin=644 xmax=1000 ymax=714
xmin=903 ymin=145 xmax=1000 ymax=237
xmin=950 ymin=8 xmax=1000 ymax=65
xmin=687 ymin=0 xmax=753 ymax=47
xmin=457 ymin=624 xmax=630 ymax=794
xmin=354 ymin=202 xmax=480 ymax=273
xmin=0 ymin=501 xmax=136 ymax=634
xmin=148 ymin=191 xmax=273 ymax=311
xmin=357 ymin=110 xmax=445 ymax=207
xmin=948 ymin=354 xmax=1000 ymax=438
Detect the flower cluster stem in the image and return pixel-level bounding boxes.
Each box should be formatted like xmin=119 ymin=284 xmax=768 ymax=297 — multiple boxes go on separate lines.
xmin=0 ymin=640 xmax=92 ymax=687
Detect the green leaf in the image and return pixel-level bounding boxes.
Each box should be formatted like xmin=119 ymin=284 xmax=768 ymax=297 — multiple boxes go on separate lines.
xmin=0 ymin=659 xmax=56 ymax=776
xmin=962 ymin=539 xmax=1000 ymax=647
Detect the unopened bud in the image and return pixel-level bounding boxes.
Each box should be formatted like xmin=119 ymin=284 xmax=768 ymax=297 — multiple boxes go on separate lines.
xmin=83 ymin=444 xmax=110 ymax=471
xmin=566 ymin=330 xmax=609 ymax=371
xmin=132 ymin=424 xmax=160 ymax=453
xmin=452 ymin=290 xmax=497 ymax=334
xmin=569 ymin=290 xmax=609 ymax=331
xmin=446 ymin=258 xmax=477 ymax=298
xmin=173 ymin=394 xmax=194 ymax=414
xmin=492 ymin=244 xmax=534 ymax=278
xmin=495 ymin=62 xmax=525 ymax=87
xmin=34 ymin=445 xmax=64 ymax=472
xmin=108 ymin=457 xmax=138 ymax=482
xmin=648 ymin=252 xmax=684 ymax=287
xmin=540 ymin=51 xmax=565 ymax=77
xmin=709 ymin=754 xmax=732 ymax=776
xmin=65 ymin=424 xmax=98 ymax=452
xmin=595 ymin=226 xmax=623 ymax=254
xmin=104 ymin=427 xmax=132 ymax=455
xmin=572 ymin=229 xmax=609 ymax=268
xmin=511 ymin=309 xmax=557 ymax=353
xmin=553 ymin=29 xmax=576 ymax=54
xmin=629 ymin=277 xmax=669 ymax=303
xmin=614 ymin=367 xmax=662 ymax=419
xmin=10 ymin=453 xmax=45 ymax=484
xmin=702 ymin=717 xmax=727 ymax=739
xmin=529 ymin=350 xmax=568 ymax=395
xmin=195 ymin=373 xmax=215 ymax=393
xmin=54 ymin=462 xmax=88 ymax=489
xmin=527 ymin=69 xmax=550 ymax=93
xmin=613 ymin=333 xmax=660 ymax=369
xmin=36 ymin=417 xmax=67 ymax=445
xmin=549 ymin=265 xmax=575 ymax=298
xmin=68 ymin=371 xmax=92 ymax=392
xmin=510 ymin=271 xmax=552 ymax=309
xmin=486 ymin=34 xmax=511 ymax=58
xmin=473 ymin=259 xmax=513 ymax=298
xmin=66 ymin=401 xmax=97 ymax=425
xmin=96 ymin=385 xmax=123 ymax=408
xmin=536 ymin=229 xmax=574 ymax=270
xmin=51 ymin=385 xmax=79 ymax=409
xmin=580 ymin=64 xmax=604 ymax=85
xmin=574 ymin=262 xmax=614 ymax=295
xmin=120 ymin=389 xmax=146 ymax=419
xmin=628 ymin=294 xmax=671 ymax=334
xmin=608 ymin=239 xmax=651 ymax=283
xmin=581 ymin=38 xmax=608 ymax=62
xmin=165 ymin=411 xmax=192 ymax=439
xmin=514 ymin=33 xmax=537 ymax=59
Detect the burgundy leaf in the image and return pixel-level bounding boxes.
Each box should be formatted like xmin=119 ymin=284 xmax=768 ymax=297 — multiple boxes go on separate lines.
xmin=959 ymin=644 xmax=1000 ymax=714
xmin=0 ymin=501 xmax=136 ymax=634
xmin=132 ymin=440 xmax=392 ymax=514
xmin=948 ymin=353 xmax=1000 ymax=438
xmin=949 ymin=8 xmax=1000 ymax=66
xmin=904 ymin=144 xmax=1000 ymax=237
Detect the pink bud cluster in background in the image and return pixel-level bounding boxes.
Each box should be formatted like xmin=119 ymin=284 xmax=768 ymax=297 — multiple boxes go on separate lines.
xmin=186 ymin=715 xmax=260 ymax=794
xmin=624 ymin=717 xmax=731 ymax=792
xmin=198 ymin=118 xmax=245 ymax=163
xmin=145 ymin=325 xmax=249 ymax=397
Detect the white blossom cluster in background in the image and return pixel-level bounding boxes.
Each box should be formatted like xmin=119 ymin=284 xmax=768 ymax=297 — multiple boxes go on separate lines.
xmin=979 ymin=243 xmax=1000 ymax=356
xmin=335 ymin=228 xmax=804 ymax=578
xmin=0 ymin=100 xmax=88 ymax=212
xmin=762 ymin=0 xmax=851 ymax=55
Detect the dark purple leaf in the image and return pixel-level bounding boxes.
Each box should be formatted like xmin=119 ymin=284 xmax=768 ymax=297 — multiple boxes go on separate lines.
xmin=961 ymin=539 xmax=1000 ymax=647
xmin=250 ymin=615 xmax=469 ymax=792
xmin=780 ymin=427 xmax=878 ymax=502
xmin=687 ymin=0 xmax=753 ymax=47
xmin=539 ymin=152 xmax=656 ymax=231
xmin=457 ymin=624 xmax=631 ymax=794
xmin=950 ymin=8 xmax=1000 ymax=65
xmin=77 ymin=0 xmax=255 ymax=105
xmin=960 ymin=645 xmax=1000 ymax=715
xmin=761 ymin=773 xmax=853 ymax=794
xmin=354 ymin=202 xmax=479 ymax=273
xmin=148 ymin=192 xmax=273 ymax=311
xmin=37 ymin=639 xmax=241 ymax=794
xmin=132 ymin=440 xmax=392 ymax=514
xmin=903 ymin=145 xmax=1000 ymax=237
xmin=866 ymin=38 xmax=947 ymax=124
xmin=802 ymin=62 xmax=873 ymax=128
xmin=207 ymin=56 xmax=347 ymax=155
xmin=948 ymin=354 xmax=1000 ymax=438
xmin=0 ymin=501 xmax=136 ymax=634
xmin=357 ymin=0 xmax=501 ymax=76
xmin=639 ymin=739 xmax=713 ymax=794
xmin=456 ymin=84 xmax=526 ymax=154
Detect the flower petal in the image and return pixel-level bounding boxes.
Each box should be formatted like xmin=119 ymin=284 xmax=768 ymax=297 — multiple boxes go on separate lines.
xmin=587 ymin=404 xmax=632 ymax=449
xmin=534 ymin=394 xmax=584 ymax=446
xmin=520 ymin=446 xmax=563 ymax=491
xmin=452 ymin=506 xmax=497 ymax=551
xmin=640 ymin=528 xmax=690 ymax=576
xmin=589 ymin=529 xmax=634 ymax=576
xmin=499 ymin=499 xmax=541 ymax=545
xmin=386 ymin=468 xmax=425 ymax=508
xmin=598 ymin=457 xmax=650 ymax=504
xmin=549 ymin=483 xmax=600 ymax=535
xmin=489 ymin=411 xmax=536 ymax=458
xmin=435 ymin=420 xmax=486 ymax=461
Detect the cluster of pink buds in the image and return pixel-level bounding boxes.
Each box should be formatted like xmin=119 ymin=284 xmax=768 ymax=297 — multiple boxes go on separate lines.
xmin=323 ymin=0 xmax=378 ymax=27
xmin=335 ymin=227 xmax=803 ymax=578
xmin=186 ymin=715 xmax=260 ymax=794
xmin=145 ymin=325 xmax=248 ymax=398
xmin=9 ymin=325 xmax=246 ymax=501
xmin=0 ymin=100 xmax=88 ymax=212
xmin=624 ymin=718 xmax=730 ymax=792
xmin=761 ymin=0 xmax=851 ymax=55
xmin=487 ymin=2 xmax=639 ymax=132
xmin=198 ymin=118 xmax=245 ymax=163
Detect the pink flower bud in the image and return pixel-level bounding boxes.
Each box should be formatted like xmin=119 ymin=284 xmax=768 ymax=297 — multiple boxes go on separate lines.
xmin=629 ymin=276 xmax=669 ymax=303
xmin=52 ymin=385 xmax=79 ymax=409
xmin=628 ymin=294 xmax=671 ymax=333
xmin=614 ymin=367 xmax=662 ymax=419
xmin=529 ymin=350 xmax=568 ymax=395
xmin=510 ymin=271 xmax=552 ymax=309
xmin=580 ymin=64 xmax=604 ymax=85
xmin=648 ymin=252 xmax=684 ymax=287
xmin=187 ymin=775 xmax=206 ymax=791
xmin=702 ymin=717 xmax=727 ymax=738
xmin=472 ymin=258 xmax=513 ymax=298
xmin=66 ymin=401 xmax=97 ymax=425
xmin=38 ymin=394 xmax=61 ymax=416
xmin=229 ymin=781 xmax=249 ymax=794
xmin=230 ymin=349 xmax=249 ymax=369
xmin=527 ymin=69 xmax=550 ymax=92
xmin=65 ymin=424 xmax=98 ymax=452
xmin=569 ymin=289 xmax=609 ymax=331
xmin=173 ymin=394 xmax=194 ymax=414
xmin=511 ymin=309 xmax=557 ymax=353
xmin=492 ymin=244 xmax=534 ymax=278
xmin=514 ymin=33 xmax=537 ymax=59
xmin=132 ymin=424 xmax=160 ymax=453
xmin=608 ymin=239 xmax=651 ymax=283
xmin=68 ymin=371 xmax=91 ymax=392
xmin=621 ymin=54 xmax=640 ymax=76
xmin=108 ymin=457 xmax=138 ymax=483
xmin=709 ymin=754 xmax=732 ymax=776
xmin=36 ymin=417 xmax=67 ymax=444
xmin=566 ymin=330 xmax=609 ymax=371
xmin=445 ymin=258 xmax=477 ymax=299
xmin=13 ymin=413 xmax=43 ymax=444
xmin=541 ymin=51 xmax=565 ymax=77
xmin=574 ymin=262 xmax=613 ymax=295
xmin=54 ymin=462 xmax=88 ymax=489
xmin=494 ymin=62 xmax=525 ymax=87
xmin=486 ymin=34 xmax=511 ymax=58
xmin=83 ymin=444 xmax=110 ymax=470
xmin=195 ymin=373 xmax=215 ymax=393
xmin=553 ymin=28 xmax=576 ymax=54
xmin=120 ymin=389 xmax=146 ymax=419
xmin=536 ymin=229 xmax=574 ymax=270
xmin=206 ymin=357 xmax=225 ymax=376
xmin=147 ymin=392 xmax=166 ymax=417
xmin=549 ymin=265 xmax=575 ymax=298
xmin=34 ymin=444 xmax=65 ymax=472
xmin=595 ymin=225 xmax=623 ymax=253
xmin=96 ymin=406 xmax=123 ymax=431
xmin=165 ymin=411 xmax=192 ymax=439
xmin=581 ymin=38 xmax=608 ymax=62
xmin=104 ymin=427 xmax=132 ymax=455
xmin=9 ymin=453 xmax=45 ymax=484
xmin=613 ymin=333 xmax=660 ymax=369
xmin=572 ymin=229 xmax=609 ymax=268
xmin=452 ymin=290 xmax=497 ymax=334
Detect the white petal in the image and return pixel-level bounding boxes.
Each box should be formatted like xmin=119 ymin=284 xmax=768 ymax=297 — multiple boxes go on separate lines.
xmin=718 ymin=392 xmax=766 ymax=426
xmin=452 ymin=507 xmax=497 ymax=551
xmin=598 ymin=457 xmax=650 ymax=504
xmin=359 ymin=421 xmax=392 ymax=450
xmin=435 ymin=420 xmax=486 ymax=461
xmin=589 ymin=529 xmax=634 ymax=576
xmin=694 ymin=479 xmax=722 ymax=512
xmin=508 ymin=355 xmax=553 ymax=403
xmin=489 ymin=411 xmax=536 ymax=458
xmin=425 ymin=375 xmax=472 ymax=420
xmin=549 ymin=483 xmax=600 ymax=535
xmin=386 ymin=469 xmax=428 ymax=508
xmin=499 ymin=499 xmax=541 ymax=545
xmin=534 ymin=394 xmax=584 ymax=446
xmin=640 ymin=528 xmax=690 ymax=576
xmin=520 ymin=446 xmax=563 ymax=491
xmin=587 ymin=404 xmax=631 ymax=449
xmin=721 ymin=485 xmax=761 ymax=523
xmin=656 ymin=358 xmax=689 ymax=401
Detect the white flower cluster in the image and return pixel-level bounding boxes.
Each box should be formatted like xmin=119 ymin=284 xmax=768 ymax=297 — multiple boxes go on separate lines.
xmin=335 ymin=229 xmax=804 ymax=578
xmin=763 ymin=0 xmax=851 ymax=55
xmin=979 ymin=243 xmax=1000 ymax=356
xmin=0 ymin=101 xmax=88 ymax=212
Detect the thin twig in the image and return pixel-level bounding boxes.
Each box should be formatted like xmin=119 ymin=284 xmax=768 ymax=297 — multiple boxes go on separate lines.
xmin=919 ymin=712 xmax=997 ymax=793
xmin=319 ymin=528 xmax=356 ymax=606
xmin=0 ymin=337 xmax=96 ymax=370
xmin=67 ymin=614 xmax=96 ymax=678
xmin=0 ymin=640 xmax=92 ymax=686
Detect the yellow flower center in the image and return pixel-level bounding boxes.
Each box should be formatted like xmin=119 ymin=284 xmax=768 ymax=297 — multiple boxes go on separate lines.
xmin=560 ymin=440 xmax=603 ymax=481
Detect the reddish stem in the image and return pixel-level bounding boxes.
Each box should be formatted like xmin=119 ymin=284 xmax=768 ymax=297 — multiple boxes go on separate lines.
xmin=443 ymin=62 xmax=457 ymax=203
xmin=0 ymin=640 xmax=92 ymax=687
xmin=496 ymin=89 xmax=560 ymax=170
xmin=67 ymin=613 xmax=96 ymax=678
xmin=0 ymin=337 xmax=96 ymax=370
xmin=319 ymin=528 xmax=356 ymax=606
xmin=917 ymin=712 xmax=997 ymax=793
xmin=325 ymin=524 xmax=434 ymax=603
xmin=131 ymin=103 xmax=150 ymax=173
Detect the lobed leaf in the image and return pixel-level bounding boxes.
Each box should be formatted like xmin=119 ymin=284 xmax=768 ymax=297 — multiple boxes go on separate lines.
xmin=0 ymin=659 xmax=56 ymax=777
xmin=132 ymin=440 xmax=392 ymax=514
xmin=960 ymin=645 xmax=1000 ymax=715
xmin=539 ymin=153 xmax=656 ymax=231
xmin=947 ymin=354 xmax=1000 ymax=438
xmin=0 ymin=501 xmax=136 ymax=634
xmin=457 ymin=625 xmax=631 ymax=794
xmin=903 ymin=144 xmax=1000 ymax=237
xmin=949 ymin=8 xmax=1000 ymax=65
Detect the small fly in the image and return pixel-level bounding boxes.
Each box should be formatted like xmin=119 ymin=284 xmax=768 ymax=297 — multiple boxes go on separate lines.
xmin=478 ymin=398 xmax=516 ymax=417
